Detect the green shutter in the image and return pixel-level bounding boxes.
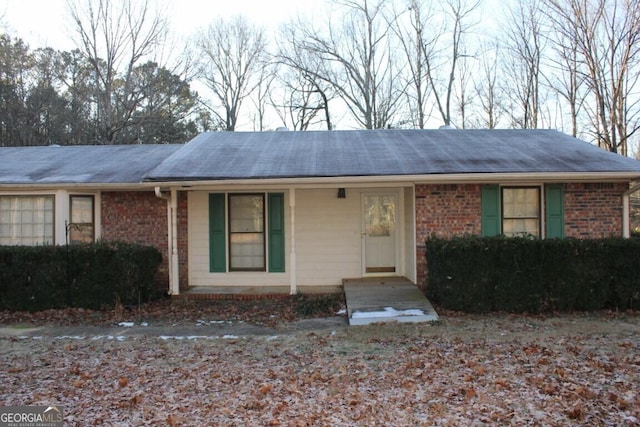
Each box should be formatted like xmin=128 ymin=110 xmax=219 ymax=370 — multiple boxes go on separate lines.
xmin=545 ymin=184 xmax=565 ymax=238
xmin=209 ymin=193 xmax=226 ymax=272
xmin=481 ymin=185 xmax=501 ymax=237
xmin=268 ymin=193 xmax=285 ymax=272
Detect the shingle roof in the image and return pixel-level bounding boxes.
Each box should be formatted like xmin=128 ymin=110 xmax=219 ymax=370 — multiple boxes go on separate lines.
xmin=144 ymin=129 xmax=640 ymax=181
xmin=0 ymin=144 xmax=181 ymax=185
xmin=1 ymin=130 xmax=639 ymax=186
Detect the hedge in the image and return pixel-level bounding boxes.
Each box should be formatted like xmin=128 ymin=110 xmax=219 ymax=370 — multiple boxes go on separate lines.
xmin=0 ymin=241 xmax=163 ymax=311
xmin=425 ymin=236 xmax=640 ymax=313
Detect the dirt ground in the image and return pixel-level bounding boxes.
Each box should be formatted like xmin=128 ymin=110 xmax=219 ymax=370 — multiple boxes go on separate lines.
xmin=1 ymin=304 xmax=639 ymax=426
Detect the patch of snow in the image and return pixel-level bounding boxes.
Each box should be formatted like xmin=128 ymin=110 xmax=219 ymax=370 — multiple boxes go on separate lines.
xmin=140 ymin=322 xmax=148 ymax=327
xmin=117 ymin=322 xmax=135 ymax=327
xmin=222 ymin=334 xmax=239 ymax=339
xmin=197 ymin=320 xmax=233 ymax=325
xmin=351 ymin=307 xmax=425 ymax=319
xmin=90 ymin=335 xmax=127 ymax=341
xmin=53 ymin=335 xmax=86 ymax=340
xmin=336 ymin=309 xmax=347 ymax=315
xmin=266 ymin=335 xmax=279 ymax=341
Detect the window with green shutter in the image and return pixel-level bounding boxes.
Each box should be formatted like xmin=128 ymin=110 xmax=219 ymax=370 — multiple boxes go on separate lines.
xmin=545 ymin=185 xmax=565 ymax=238
xmin=482 ymin=185 xmax=564 ymax=239
xmin=209 ymin=192 xmax=285 ymax=273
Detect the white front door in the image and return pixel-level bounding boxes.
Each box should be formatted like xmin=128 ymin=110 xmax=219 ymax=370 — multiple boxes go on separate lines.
xmin=362 ymin=193 xmax=398 ymax=275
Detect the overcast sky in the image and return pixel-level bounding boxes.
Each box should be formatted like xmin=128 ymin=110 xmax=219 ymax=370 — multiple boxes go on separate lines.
xmin=0 ymin=0 xmax=322 ymax=50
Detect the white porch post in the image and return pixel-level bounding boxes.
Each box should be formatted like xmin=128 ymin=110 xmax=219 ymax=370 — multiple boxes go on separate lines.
xmin=170 ymin=189 xmax=180 ymax=295
xmin=623 ymin=183 xmax=640 ymax=238
xmin=155 ymin=187 xmax=180 ymax=295
xmin=289 ymin=187 xmax=297 ymax=295
xmin=55 ymin=189 xmax=69 ymax=245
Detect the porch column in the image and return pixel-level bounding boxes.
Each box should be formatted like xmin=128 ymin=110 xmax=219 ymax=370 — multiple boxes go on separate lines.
xmin=170 ymin=189 xmax=180 ymax=294
xmin=289 ymin=187 xmax=297 ymax=294
xmin=55 ymin=189 xmax=69 ymax=245
xmin=623 ymin=183 xmax=640 ymax=238
xmin=155 ymin=187 xmax=180 ymax=295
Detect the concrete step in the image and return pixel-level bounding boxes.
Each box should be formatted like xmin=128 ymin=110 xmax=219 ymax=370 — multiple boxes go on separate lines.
xmin=343 ymin=277 xmax=439 ymax=326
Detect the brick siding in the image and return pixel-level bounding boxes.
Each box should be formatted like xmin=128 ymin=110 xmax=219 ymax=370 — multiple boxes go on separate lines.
xmin=101 ymin=191 xmax=188 ymax=292
xmin=415 ymin=182 xmax=628 ymax=288
xmin=564 ymin=183 xmax=626 ymax=238
xmin=415 ymin=184 xmax=482 ymax=289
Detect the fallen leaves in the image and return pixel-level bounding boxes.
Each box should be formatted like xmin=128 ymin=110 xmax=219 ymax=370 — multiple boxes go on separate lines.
xmin=1 ymin=314 xmax=639 ymax=426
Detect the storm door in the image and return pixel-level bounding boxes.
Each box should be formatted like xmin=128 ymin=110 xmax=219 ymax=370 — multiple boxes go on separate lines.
xmin=362 ymin=193 xmax=397 ymax=274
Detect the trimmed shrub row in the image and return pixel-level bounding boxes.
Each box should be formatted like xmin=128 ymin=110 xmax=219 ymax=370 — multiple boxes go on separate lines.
xmin=425 ymin=236 xmax=640 ymax=313
xmin=0 ymin=242 xmax=163 ymax=311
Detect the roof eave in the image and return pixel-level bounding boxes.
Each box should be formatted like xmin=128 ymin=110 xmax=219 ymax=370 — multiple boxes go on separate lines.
xmin=0 ymin=182 xmax=154 ymax=191
xmin=142 ymin=171 xmax=640 ymax=189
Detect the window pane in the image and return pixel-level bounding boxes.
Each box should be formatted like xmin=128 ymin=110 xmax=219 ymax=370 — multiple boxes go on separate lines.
xmin=502 ymin=188 xmax=540 ymax=237
xmin=70 ymin=196 xmax=94 ymax=244
xmin=0 ymin=196 xmax=54 ymax=245
xmin=71 ymin=196 xmax=93 ymax=223
xmin=503 ymin=188 xmax=539 ymax=217
xmin=503 ymin=219 xmax=540 ymax=237
xmin=230 ymin=233 xmax=265 ymax=269
xmin=230 ymin=195 xmax=264 ymax=232
xmin=229 ymin=194 xmax=265 ymax=270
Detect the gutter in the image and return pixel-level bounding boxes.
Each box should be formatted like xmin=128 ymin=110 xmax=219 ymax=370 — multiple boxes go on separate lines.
xmin=623 ymin=183 xmax=640 ymax=238
xmin=155 ymin=187 xmax=180 ymax=295
xmin=140 ymin=171 xmax=640 ymax=189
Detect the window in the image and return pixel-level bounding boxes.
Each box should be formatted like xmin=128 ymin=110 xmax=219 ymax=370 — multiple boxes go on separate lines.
xmin=0 ymin=195 xmax=54 ymax=245
xmin=69 ymin=195 xmax=95 ymax=244
xmin=502 ymin=187 xmax=540 ymax=237
xmin=209 ymin=193 xmax=285 ymax=273
xmin=483 ymin=185 xmax=565 ymax=238
xmin=229 ymin=194 xmax=265 ymax=271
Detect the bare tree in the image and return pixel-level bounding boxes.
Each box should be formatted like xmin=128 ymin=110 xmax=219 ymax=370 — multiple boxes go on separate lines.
xmin=501 ymin=0 xmax=547 ymax=129
xmin=251 ymin=62 xmax=277 ymax=131
xmin=542 ymin=2 xmax=587 ymax=137
xmin=471 ymin=43 xmax=504 ymax=129
xmin=390 ymin=0 xmax=438 ymax=129
xmin=422 ymin=0 xmax=480 ymax=127
xmin=269 ymin=66 xmax=333 ymax=130
xmin=279 ymin=0 xmax=404 ymax=129
xmin=196 ymin=16 xmax=267 ymax=132
xmin=275 ymin=23 xmax=335 ymax=130
xmin=545 ymin=0 xmax=640 ymax=155
xmin=68 ymin=0 xmax=168 ymax=144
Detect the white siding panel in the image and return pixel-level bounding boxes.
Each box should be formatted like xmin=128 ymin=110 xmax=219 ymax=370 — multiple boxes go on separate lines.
xmin=188 ymin=191 xmax=290 ymax=287
xmin=295 ymin=189 xmax=362 ymax=285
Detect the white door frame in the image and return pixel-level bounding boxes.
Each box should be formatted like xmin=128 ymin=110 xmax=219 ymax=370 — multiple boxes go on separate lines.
xmin=361 ymin=190 xmax=403 ymax=277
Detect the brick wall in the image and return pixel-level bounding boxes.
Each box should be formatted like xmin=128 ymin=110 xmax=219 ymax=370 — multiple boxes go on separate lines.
xmin=415 ymin=184 xmax=482 ymax=288
xmin=564 ymin=183 xmax=626 ymax=238
xmin=414 ymin=182 xmax=628 ymax=288
xmin=101 ymin=191 xmax=189 ymax=292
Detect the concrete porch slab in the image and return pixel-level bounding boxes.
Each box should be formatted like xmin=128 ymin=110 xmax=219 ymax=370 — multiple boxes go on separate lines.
xmin=173 ymin=285 xmax=343 ymax=300
xmin=343 ymin=277 xmax=438 ymax=326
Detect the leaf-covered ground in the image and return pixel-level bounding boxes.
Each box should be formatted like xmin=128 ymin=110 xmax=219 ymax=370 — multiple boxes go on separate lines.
xmin=1 ymin=305 xmax=639 ymax=426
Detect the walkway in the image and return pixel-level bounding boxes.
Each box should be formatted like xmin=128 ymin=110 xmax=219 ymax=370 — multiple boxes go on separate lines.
xmin=342 ymin=277 xmax=439 ymax=326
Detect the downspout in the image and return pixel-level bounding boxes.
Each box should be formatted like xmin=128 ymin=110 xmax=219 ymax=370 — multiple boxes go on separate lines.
xmin=155 ymin=187 xmax=179 ymax=295
xmin=623 ymin=183 xmax=640 ymax=238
